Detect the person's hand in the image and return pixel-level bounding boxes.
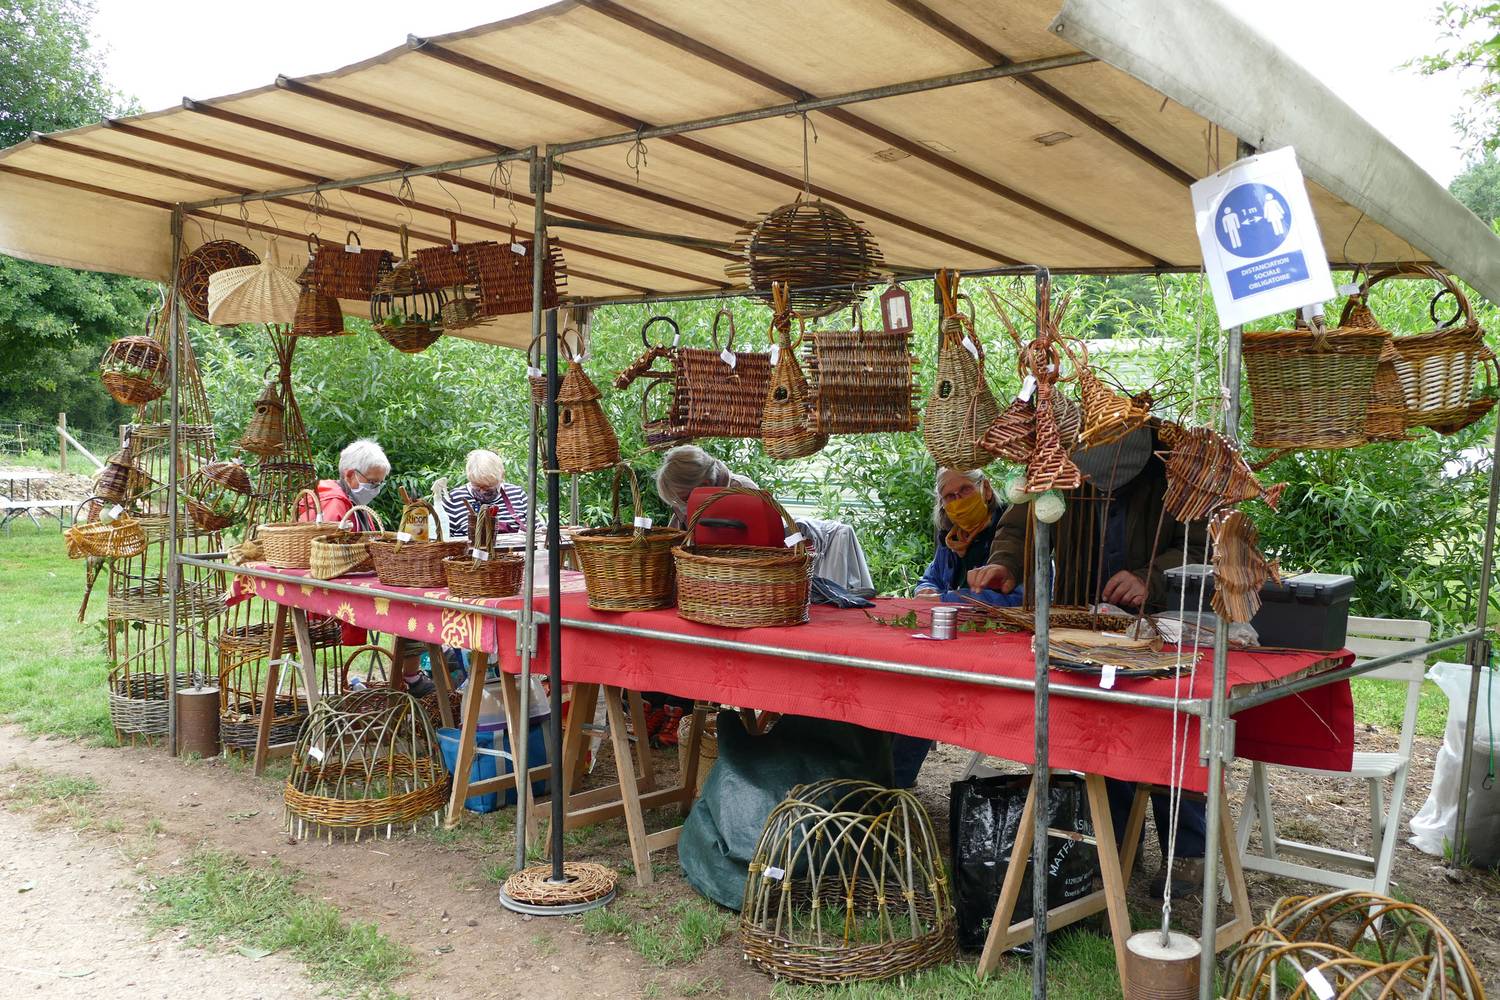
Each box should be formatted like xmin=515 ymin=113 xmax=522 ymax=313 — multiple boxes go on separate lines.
xmin=1101 ymin=570 xmax=1147 ymax=610
xmin=913 ymin=587 xmax=942 ymax=600
xmin=967 ymin=564 xmax=1016 ymax=593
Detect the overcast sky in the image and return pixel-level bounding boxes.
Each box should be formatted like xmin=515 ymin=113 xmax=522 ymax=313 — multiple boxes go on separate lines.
xmin=89 ymin=0 xmax=1477 ymax=184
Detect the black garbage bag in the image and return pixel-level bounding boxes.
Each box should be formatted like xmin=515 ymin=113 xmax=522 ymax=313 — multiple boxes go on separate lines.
xmin=949 ymin=773 xmax=1097 ymax=951
xmin=678 ymin=711 xmax=894 ymax=911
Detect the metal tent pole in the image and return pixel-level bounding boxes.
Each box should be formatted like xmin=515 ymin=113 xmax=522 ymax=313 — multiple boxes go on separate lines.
xmin=1198 ymin=320 xmax=1243 ymax=996
xmin=1454 ymin=412 xmax=1500 ymax=865
xmin=512 ymin=148 xmax=542 ymax=875
xmin=166 ymin=205 xmax=184 ymax=756
xmin=544 ymin=305 xmax=566 ymax=882
xmin=1031 ymin=267 xmax=1053 ymax=995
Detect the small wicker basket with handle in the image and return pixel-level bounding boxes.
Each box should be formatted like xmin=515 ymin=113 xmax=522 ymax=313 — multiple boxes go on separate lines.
xmin=367 ymin=499 xmax=467 ymax=589
xmin=309 ymin=505 xmax=390 ymax=580
xmin=259 ymin=489 xmax=333 ymax=570
xmin=443 ymin=503 xmax=525 ymax=599
xmin=572 ymin=464 xmax=686 ymax=611
xmin=672 ymin=487 xmax=813 ymax=628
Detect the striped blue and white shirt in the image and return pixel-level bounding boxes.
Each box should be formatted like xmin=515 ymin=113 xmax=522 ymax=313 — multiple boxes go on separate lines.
xmin=443 ymin=483 xmax=530 ymax=540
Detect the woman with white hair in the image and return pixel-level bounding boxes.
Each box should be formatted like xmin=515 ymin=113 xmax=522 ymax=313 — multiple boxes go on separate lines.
xmin=653 ymin=444 xmax=874 ymax=595
xmin=443 ymin=448 xmax=530 ymax=540
xmin=912 ymin=468 xmax=1006 ymax=597
xmin=303 ymin=438 xmax=390 ymax=529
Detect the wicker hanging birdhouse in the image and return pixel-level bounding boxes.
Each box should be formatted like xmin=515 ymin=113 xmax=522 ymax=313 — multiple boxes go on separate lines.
xmin=728 ymin=198 xmax=883 ymax=317
xmin=761 ymin=283 xmax=828 ymax=460
xmin=96 ymin=437 xmax=141 ymax=504
xmin=99 ymin=334 xmax=167 ymax=407
xmin=184 ymin=461 xmax=254 ymax=532
xmin=555 ymin=347 xmax=621 ymax=474
xmin=239 ymin=378 xmax=286 ymax=457
xmin=922 ymin=270 xmax=998 ymax=472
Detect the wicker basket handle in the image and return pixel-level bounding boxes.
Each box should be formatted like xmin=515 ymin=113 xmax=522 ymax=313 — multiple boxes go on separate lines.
xmin=470 ymin=502 xmax=499 ymax=557
xmin=641 ymin=315 xmax=679 ymax=350
xmin=527 ymin=326 xmax=586 ymax=368
xmin=639 ymin=376 xmax=676 ymax=426
xmin=605 ymin=463 xmax=649 ymax=540
xmin=337 ymin=504 xmax=385 ymax=532
xmin=679 ymin=486 xmax=805 ymax=555
xmin=1358 ymin=263 xmax=1476 ymax=331
xmin=343 ymin=643 xmax=394 ymax=685
xmin=74 ymin=494 xmax=111 ymax=524
xmin=710 ymin=308 xmax=738 ymax=353
xmin=344 ymin=231 xmax=361 ymax=251
xmin=295 ymin=487 xmax=325 ymax=523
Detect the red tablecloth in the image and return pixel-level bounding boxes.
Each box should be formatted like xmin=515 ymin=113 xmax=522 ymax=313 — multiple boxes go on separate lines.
xmin=226 ymin=564 xmax=585 ymax=655
xmin=499 ymin=595 xmax=1353 ymax=791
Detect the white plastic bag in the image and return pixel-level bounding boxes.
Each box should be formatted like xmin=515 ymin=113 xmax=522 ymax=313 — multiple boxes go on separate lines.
xmin=1408 ymin=663 xmax=1500 ymax=865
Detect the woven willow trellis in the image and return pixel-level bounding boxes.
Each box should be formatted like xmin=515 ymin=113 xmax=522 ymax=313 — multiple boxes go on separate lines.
xmin=740 ymin=780 xmax=956 ymax=985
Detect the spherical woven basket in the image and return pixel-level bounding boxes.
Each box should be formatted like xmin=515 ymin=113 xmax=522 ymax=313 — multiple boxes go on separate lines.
xmin=259 ymin=489 xmax=332 ymax=570
xmin=292 ymin=282 xmax=347 ymax=337
xmin=100 ymin=335 xmax=167 ymax=406
xmin=309 ymin=506 xmax=389 ymax=580
xmin=367 ymin=500 xmax=466 ymax=589
xmin=728 ymin=198 xmax=883 ymax=317
xmin=741 ymin=780 xmax=956 ymax=985
xmin=672 ymin=487 xmax=812 ymax=628
xmin=179 ymin=240 xmax=259 ymax=322
xmin=376 ymin=320 xmax=444 ymax=354
xmin=184 ymin=460 xmax=254 ymax=532
xmin=572 ymin=464 xmax=685 ymax=611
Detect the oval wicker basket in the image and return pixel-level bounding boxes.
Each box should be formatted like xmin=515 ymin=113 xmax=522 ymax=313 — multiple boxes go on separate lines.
xmin=367 ymin=500 xmax=467 ymax=589
xmin=65 ymin=497 xmax=147 ymax=560
xmin=309 ymin=505 xmax=390 ymax=580
xmin=443 ymin=502 xmax=525 ymax=599
xmin=573 ymin=464 xmax=686 ymax=611
xmin=1242 ymin=320 xmax=1389 ymax=451
xmin=259 ymin=488 xmax=334 ymax=569
xmin=672 ymin=487 xmax=812 ymax=628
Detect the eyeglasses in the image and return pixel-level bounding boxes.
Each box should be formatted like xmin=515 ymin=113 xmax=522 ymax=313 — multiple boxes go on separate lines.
xmin=940 ymin=482 xmax=977 ymax=504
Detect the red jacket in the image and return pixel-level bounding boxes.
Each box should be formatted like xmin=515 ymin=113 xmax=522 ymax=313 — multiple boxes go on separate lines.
xmin=301 ymin=480 xmax=365 ymax=528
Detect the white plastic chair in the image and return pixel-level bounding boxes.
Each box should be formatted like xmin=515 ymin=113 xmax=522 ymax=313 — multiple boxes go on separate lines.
xmin=1235 ymin=616 xmax=1432 ymax=896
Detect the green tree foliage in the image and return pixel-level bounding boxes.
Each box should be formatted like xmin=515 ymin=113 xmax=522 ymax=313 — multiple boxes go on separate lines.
xmin=1413 ymin=2 xmax=1500 ymax=153
xmin=1449 ymin=153 xmax=1500 ymax=225
xmin=0 ymin=0 xmax=150 ymax=433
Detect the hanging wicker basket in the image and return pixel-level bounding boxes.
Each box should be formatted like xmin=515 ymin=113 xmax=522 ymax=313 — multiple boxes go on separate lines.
xmin=259 ymin=488 xmax=333 ymax=570
xmin=309 ymin=505 xmax=391 ymax=580
xmin=466 ymin=237 xmax=565 ymax=318
xmin=442 ymin=504 xmax=525 ymax=599
xmin=292 ymin=263 xmax=346 ymax=337
xmin=95 ymin=438 xmax=142 ymax=504
xmin=367 ymin=499 xmax=467 ymax=589
xmin=572 ymin=464 xmax=686 ymax=611
xmin=184 ymin=460 xmax=254 ymax=532
xmin=1242 ymin=319 xmax=1388 ymax=451
xmin=803 ymin=306 xmax=917 ymax=435
xmin=239 ymin=376 xmax=286 ymax=457
xmin=207 ymin=240 xmax=302 ymax=326
xmin=727 ymin=198 xmax=883 ymax=318
xmin=64 ymin=497 xmax=147 ymax=560
xmin=179 ymin=240 xmax=259 ymax=322
xmin=761 ymin=283 xmax=828 ymax=460
xmin=555 ymin=353 xmax=622 ymax=474
xmin=673 ymin=309 xmax=774 ymax=439
xmin=922 ymin=270 xmax=998 ymax=472
xmin=299 ymin=231 xmax=394 ymax=300
xmin=672 ymin=487 xmax=812 ymax=628
xmin=99 ymin=334 xmax=167 ymax=407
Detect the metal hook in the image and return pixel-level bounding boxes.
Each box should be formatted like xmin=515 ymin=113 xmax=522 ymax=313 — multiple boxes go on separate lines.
xmin=432 ymin=173 xmax=464 ymax=218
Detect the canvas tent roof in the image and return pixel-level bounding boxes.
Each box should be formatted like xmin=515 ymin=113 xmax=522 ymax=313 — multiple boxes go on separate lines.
xmin=0 ymin=0 xmax=1495 ymax=350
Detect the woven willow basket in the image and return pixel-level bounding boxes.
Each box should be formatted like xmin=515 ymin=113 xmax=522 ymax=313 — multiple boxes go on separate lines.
xmin=442 ymin=503 xmax=525 ymax=599
xmin=99 ymin=334 xmax=166 ymax=406
xmin=673 ymin=310 xmax=773 ymax=439
xmin=309 ymin=506 xmax=390 ymax=580
xmin=65 ymin=498 xmax=147 ymax=560
xmin=761 ymin=283 xmax=827 ymax=460
xmin=572 ymin=464 xmax=686 ymax=611
xmin=923 ymin=271 xmax=997 ymax=472
xmin=259 ymin=489 xmax=333 ymax=570
xmin=672 ymin=487 xmax=812 ymax=628
xmin=1242 ymin=320 xmax=1388 ymax=450
xmin=367 ymin=500 xmax=466 ymax=589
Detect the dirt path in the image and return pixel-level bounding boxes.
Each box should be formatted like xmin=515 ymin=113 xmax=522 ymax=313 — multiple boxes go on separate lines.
xmin=0 ymin=806 xmax=319 ymax=999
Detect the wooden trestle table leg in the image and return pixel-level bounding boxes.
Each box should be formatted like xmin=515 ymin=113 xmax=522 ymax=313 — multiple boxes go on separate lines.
xmin=423 ymin=642 xmax=455 ymax=729
xmin=444 ymin=651 xmax=487 ymax=829
xmin=252 ymin=604 xmax=290 ymax=776
xmin=290 ymin=608 xmax=321 ymax=711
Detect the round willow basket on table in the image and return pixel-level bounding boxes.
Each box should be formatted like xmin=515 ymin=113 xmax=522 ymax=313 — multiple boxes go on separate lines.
xmin=572 ymin=464 xmax=685 ymax=611
xmin=740 ymin=780 xmax=957 ymax=985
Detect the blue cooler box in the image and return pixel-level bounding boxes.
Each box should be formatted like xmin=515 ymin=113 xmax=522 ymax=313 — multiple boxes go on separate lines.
xmin=436 ymin=715 xmax=550 ymax=813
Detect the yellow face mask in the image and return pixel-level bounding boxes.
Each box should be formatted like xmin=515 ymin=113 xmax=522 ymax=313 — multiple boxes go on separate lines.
xmin=944 ymin=489 xmax=990 ymax=534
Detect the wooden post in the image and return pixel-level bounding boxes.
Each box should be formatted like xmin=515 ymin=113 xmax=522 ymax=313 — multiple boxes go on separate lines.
xmin=57 ymin=413 xmax=67 ymax=472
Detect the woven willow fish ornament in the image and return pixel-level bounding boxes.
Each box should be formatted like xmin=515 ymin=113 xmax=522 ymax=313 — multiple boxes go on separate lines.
xmin=1209 ymin=509 xmax=1280 ymax=623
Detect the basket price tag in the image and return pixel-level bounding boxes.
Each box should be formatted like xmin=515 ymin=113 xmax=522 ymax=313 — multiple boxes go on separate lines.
xmin=633 ymin=515 xmax=653 ymax=530
xmin=451 ymin=242 xmax=461 ymax=253
xmin=1303 ymin=968 xmax=1335 ymax=1000
xmin=762 ymin=866 xmax=785 ymax=881
xmin=107 ymin=504 xmax=123 ymax=520
xmin=395 ymin=531 xmax=413 ymax=543
xmin=510 ymin=242 xmax=527 ymax=255
xmin=307 ymin=745 xmax=325 ymax=762
xmin=470 ymin=548 xmax=490 ymax=561
xmin=784 ymin=531 xmax=805 ymax=548
xmin=719 ymin=348 xmax=737 ymax=369
xmin=769 ymin=343 xmax=781 ymax=366
xmin=526 ymin=365 xmax=543 ymax=379
xmin=1018 ymin=375 xmax=1037 ymax=403
xmin=1099 ymin=662 xmax=1117 ymax=690
xmin=960 ymin=335 xmax=979 ymax=359
xmin=1337 ymin=281 xmax=1361 ymax=296
xmin=343 ymin=242 xmax=361 ymax=254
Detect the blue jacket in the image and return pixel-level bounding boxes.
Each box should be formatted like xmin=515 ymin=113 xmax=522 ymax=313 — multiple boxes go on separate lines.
xmin=916 ymin=505 xmax=1006 ymax=594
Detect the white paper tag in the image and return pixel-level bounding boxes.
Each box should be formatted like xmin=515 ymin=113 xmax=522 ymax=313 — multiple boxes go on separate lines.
xmin=672 ymin=331 xmax=681 ymax=347
xmin=396 ymin=531 xmax=413 ymax=543
xmin=108 ymin=504 xmax=124 ymax=520
xmin=451 ymin=243 xmax=461 ymax=253
xmin=1303 ymin=968 xmax=1335 ymax=1000
xmin=633 ymin=515 xmax=653 ymax=530
xmin=769 ymin=343 xmax=781 ymax=366
xmin=307 ymin=745 xmax=325 ymax=762
xmin=1019 ymin=375 xmax=1037 ymax=403
xmin=343 ymin=243 xmax=360 ymax=254
xmin=719 ymin=349 xmax=737 ymax=369
xmin=784 ymin=531 xmax=805 ymax=548
xmin=1100 ymin=662 xmax=1117 ymax=690
xmin=1337 ymin=282 xmax=1361 ymax=296
xmin=471 ymin=548 xmax=490 ymax=561
xmin=762 ymin=866 xmax=785 ymax=881
xmin=526 ymin=366 xmax=543 ymax=379
xmin=511 ymin=242 xmax=527 ymax=256
xmin=961 ymin=336 xmax=979 ymax=359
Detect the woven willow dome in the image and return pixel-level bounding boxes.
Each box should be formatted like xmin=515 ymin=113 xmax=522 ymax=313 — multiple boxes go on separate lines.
xmin=740 ymin=780 xmax=956 ymax=985
xmin=284 ymin=689 xmax=449 ymax=841
xmin=728 ymin=199 xmax=883 ymax=317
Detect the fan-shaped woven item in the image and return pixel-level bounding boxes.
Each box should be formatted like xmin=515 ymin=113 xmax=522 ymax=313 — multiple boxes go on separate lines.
xmin=761 ymin=283 xmax=827 ymax=460
xmin=1025 ymin=379 xmax=1082 ymax=493
xmin=1209 ymin=509 xmax=1280 ymax=624
xmin=208 ymin=243 xmax=302 ymax=326
xmin=283 ymin=689 xmax=449 ymax=840
xmin=741 ymin=780 xmax=956 ymax=985
xmin=1066 ymin=340 xmax=1153 ymax=449
xmin=727 ymin=198 xmax=883 ymax=317
xmin=922 ymin=270 xmax=998 ymax=472
xmin=1223 ymin=891 xmax=1482 ymax=1000
xmin=179 ymin=240 xmax=259 ymax=322
xmin=1161 ymin=425 xmax=1285 ymax=522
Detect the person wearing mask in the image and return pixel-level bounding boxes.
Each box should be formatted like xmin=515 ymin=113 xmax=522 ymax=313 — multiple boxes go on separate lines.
xmin=914 ymin=468 xmax=1007 ymax=598
xmin=653 ymin=444 xmax=874 ymax=595
xmin=966 ymin=422 xmax=1211 ymax=897
xmin=443 ymin=448 xmax=530 ymax=541
xmin=303 ymin=438 xmax=389 ymax=529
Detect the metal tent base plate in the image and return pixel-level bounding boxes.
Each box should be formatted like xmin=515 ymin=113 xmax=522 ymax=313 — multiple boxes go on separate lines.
xmin=499 ymin=885 xmax=615 ymax=916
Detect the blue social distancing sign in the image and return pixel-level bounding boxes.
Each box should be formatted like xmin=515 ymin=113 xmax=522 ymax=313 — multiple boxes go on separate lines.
xmin=1191 ymin=148 xmax=1334 ymax=328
